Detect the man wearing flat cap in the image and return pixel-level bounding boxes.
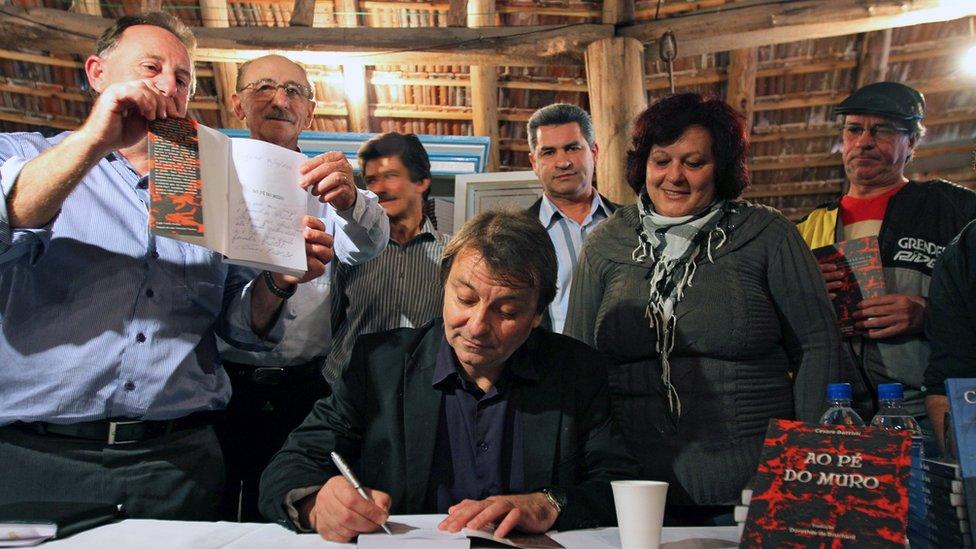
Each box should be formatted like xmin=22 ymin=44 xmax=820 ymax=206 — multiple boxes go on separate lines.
xmin=797 ymin=81 xmax=976 ymax=438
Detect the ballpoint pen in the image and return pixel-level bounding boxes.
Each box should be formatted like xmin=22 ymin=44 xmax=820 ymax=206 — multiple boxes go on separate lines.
xmin=330 ymin=451 xmax=393 ymax=535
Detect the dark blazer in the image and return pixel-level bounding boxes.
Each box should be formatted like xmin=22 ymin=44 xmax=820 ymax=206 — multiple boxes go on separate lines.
xmin=527 ymin=193 xmax=619 ymax=331
xmin=259 ymin=321 xmax=639 ymax=531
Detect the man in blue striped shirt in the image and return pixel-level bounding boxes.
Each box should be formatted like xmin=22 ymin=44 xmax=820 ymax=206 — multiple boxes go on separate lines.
xmin=0 ymin=13 xmax=335 ymax=519
xmin=526 ymin=104 xmax=617 ymax=334
xmin=325 ymin=132 xmax=450 ymax=382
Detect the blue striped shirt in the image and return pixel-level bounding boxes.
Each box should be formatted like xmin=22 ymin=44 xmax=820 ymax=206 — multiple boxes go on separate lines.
xmin=325 ymin=218 xmax=449 ymax=381
xmin=0 ymin=132 xmax=275 ymax=424
xmin=538 ymin=192 xmax=612 ymax=333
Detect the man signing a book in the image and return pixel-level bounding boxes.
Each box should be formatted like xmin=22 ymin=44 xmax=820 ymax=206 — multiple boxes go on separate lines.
xmin=259 ymin=210 xmax=640 ymax=542
xmin=0 ymin=12 xmax=336 ymax=519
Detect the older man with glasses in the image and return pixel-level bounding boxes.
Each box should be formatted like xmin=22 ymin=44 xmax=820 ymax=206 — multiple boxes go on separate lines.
xmin=797 ymin=81 xmax=976 ymax=442
xmin=217 ymin=54 xmax=389 ymax=522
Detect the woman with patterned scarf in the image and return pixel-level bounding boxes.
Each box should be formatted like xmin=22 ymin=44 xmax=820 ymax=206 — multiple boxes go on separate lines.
xmin=565 ymin=93 xmax=842 ymax=526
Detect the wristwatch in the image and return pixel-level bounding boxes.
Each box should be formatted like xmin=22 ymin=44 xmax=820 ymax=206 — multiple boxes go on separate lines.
xmin=540 ymin=488 xmax=566 ymax=514
xmin=263 ymin=270 xmax=297 ymax=299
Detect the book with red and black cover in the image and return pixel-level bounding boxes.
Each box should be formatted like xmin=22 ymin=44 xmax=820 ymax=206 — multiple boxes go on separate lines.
xmin=147 ymin=118 xmax=314 ymax=277
xmin=813 ymin=235 xmax=886 ymax=337
xmin=740 ymin=419 xmax=911 ymax=548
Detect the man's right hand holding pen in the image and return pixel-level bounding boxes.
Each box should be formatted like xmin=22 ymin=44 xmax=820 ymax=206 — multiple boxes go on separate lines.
xmin=297 ymin=475 xmax=392 ymax=543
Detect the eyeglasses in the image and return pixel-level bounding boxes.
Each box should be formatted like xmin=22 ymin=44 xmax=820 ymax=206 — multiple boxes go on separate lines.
xmin=841 ymin=124 xmax=911 ymax=142
xmin=238 ymin=79 xmax=313 ymax=101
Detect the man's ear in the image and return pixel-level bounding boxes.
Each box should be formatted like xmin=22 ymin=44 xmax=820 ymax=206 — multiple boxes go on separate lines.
xmin=416 ymin=177 xmax=432 ymax=195
xmin=591 ymin=142 xmax=599 ymax=163
xmin=231 ymin=93 xmax=246 ymax=121
xmin=84 ymin=55 xmax=107 ymax=94
xmin=303 ymin=98 xmax=316 ymax=129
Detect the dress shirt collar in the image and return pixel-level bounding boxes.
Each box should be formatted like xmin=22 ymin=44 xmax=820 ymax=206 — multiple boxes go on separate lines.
xmin=538 ymin=190 xmax=611 ymax=229
xmin=431 ymin=336 xmax=539 ymax=390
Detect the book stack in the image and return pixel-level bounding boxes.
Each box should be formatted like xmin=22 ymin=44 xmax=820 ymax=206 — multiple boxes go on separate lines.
xmin=908 ymin=455 xmax=970 ymax=548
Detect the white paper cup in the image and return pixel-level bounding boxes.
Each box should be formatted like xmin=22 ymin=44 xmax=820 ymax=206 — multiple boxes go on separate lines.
xmin=612 ymin=480 xmax=669 ymax=549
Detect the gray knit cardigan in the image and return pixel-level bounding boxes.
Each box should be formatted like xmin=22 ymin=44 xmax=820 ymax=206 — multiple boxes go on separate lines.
xmin=565 ymin=200 xmax=841 ymax=507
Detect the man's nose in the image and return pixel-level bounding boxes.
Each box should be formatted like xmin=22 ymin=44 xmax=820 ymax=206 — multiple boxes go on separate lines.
xmin=153 ymin=74 xmax=178 ymax=97
xmin=271 ymin=87 xmax=292 ymax=108
xmin=466 ymin=306 xmax=491 ymax=337
xmin=855 ymin=128 xmax=876 ymax=147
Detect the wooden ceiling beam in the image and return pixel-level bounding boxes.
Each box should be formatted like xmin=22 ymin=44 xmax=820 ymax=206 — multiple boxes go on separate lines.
xmin=0 ymin=49 xmax=82 ymax=68
xmin=3 ymin=4 xmax=974 ymax=67
xmin=620 ymin=0 xmax=976 ymax=59
xmin=0 ymin=6 xmax=607 ymax=66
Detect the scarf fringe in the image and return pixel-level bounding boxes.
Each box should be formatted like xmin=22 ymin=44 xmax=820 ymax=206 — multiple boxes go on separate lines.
xmin=636 ymin=201 xmax=729 ymax=423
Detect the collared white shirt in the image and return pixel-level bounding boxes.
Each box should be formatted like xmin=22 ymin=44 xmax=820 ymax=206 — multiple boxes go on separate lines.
xmin=538 ymin=192 xmax=612 ymax=333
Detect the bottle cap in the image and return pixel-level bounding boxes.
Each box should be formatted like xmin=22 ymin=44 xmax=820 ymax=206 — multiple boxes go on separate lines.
xmin=877 ymin=383 xmax=904 ymax=400
xmin=827 ymin=383 xmax=852 ymax=400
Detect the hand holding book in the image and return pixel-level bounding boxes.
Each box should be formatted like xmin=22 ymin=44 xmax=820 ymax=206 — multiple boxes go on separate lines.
xmin=299 ymin=151 xmax=358 ymax=212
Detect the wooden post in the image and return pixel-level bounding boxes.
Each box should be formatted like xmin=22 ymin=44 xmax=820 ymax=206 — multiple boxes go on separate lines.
xmin=141 ymin=0 xmax=162 ymax=12
xmin=602 ymin=0 xmax=635 ymax=25
xmin=71 ymin=0 xmax=101 ymax=16
xmin=290 ymin=0 xmax=316 ymax=27
xmin=469 ymin=0 xmax=500 ymax=172
xmin=334 ymin=1 xmax=368 ymax=133
xmin=856 ymin=29 xmax=892 ymax=87
xmin=200 ymin=0 xmax=244 ymax=129
xmin=447 ymin=0 xmax=467 ymax=27
xmin=584 ymin=37 xmax=645 ymax=205
xmin=343 ymin=63 xmax=370 ymax=132
xmin=727 ymin=48 xmax=758 ymax=137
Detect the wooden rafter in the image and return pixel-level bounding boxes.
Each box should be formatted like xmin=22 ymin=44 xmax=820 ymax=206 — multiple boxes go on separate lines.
xmin=5 ymin=3 xmax=973 ymax=67
xmin=621 ymin=0 xmax=976 ymax=59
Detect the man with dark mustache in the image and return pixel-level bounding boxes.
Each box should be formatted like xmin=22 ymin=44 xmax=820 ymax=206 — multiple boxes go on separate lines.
xmin=324 ymin=132 xmax=450 ymax=382
xmin=217 ymin=54 xmax=389 ymax=521
xmin=797 ymin=82 xmax=976 ymax=437
xmin=525 ymin=104 xmax=617 ymax=333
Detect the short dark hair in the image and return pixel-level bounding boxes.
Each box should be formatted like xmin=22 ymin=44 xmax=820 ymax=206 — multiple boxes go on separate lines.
xmin=94 ymin=12 xmax=196 ymax=94
xmin=357 ymin=132 xmax=432 ymax=200
xmin=527 ymin=103 xmax=594 ymax=151
xmin=440 ymin=209 xmax=557 ymax=314
xmin=626 ymin=93 xmax=750 ymax=199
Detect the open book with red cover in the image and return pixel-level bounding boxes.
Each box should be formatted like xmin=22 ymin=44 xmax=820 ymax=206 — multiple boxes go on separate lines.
xmin=148 ymin=118 xmax=314 ymax=277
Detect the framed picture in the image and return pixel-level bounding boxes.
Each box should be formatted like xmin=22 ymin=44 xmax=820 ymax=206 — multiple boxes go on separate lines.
xmin=453 ymin=170 xmax=542 ymax=231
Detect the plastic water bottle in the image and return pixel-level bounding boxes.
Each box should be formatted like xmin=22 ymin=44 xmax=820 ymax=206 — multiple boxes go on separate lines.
xmin=819 ymin=383 xmax=865 ymax=426
xmin=870 ymin=383 xmax=924 ymax=459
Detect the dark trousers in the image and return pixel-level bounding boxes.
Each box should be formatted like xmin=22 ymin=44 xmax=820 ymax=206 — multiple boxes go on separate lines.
xmin=215 ymin=360 xmax=330 ymax=522
xmin=0 ymin=423 xmax=224 ymax=520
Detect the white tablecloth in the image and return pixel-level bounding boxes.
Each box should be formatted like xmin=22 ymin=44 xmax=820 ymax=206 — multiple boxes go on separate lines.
xmin=43 ymin=515 xmax=739 ymax=548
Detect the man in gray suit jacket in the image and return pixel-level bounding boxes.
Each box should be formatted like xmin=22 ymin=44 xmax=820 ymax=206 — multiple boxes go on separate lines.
xmin=259 ymin=210 xmax=639 ymax=542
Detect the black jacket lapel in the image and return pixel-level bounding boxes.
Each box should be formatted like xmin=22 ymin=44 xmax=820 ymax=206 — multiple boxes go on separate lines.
xmin=401 ymin=324 xmax=444 ymax=510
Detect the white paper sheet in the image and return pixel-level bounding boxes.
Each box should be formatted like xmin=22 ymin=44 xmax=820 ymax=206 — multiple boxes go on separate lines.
xmin=224 ymin=137 xmax=309 ymax=277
